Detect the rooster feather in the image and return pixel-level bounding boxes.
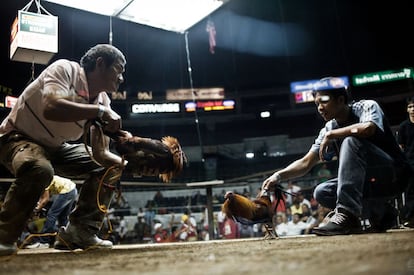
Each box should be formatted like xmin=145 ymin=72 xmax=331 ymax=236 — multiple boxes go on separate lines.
xmin=222 ymin=191 xmax=274 ymax=225
xmin=222 ymin=188 xmax=286 ymax=239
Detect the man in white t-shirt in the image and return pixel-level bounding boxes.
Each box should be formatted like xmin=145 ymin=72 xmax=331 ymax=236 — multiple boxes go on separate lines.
xmin=0 ymin=44 xmax=131 ymax=256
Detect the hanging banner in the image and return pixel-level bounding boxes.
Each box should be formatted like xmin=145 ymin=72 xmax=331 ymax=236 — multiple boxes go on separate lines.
xmin=10 ymin=10 xmax=58 ymax=64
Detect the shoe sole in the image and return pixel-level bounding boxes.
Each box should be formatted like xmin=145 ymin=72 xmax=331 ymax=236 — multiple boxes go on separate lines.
xmin=54 ymin=241 xmax=112 ymax=250
xmin=54 ymin=242 xmax=80 ymax=250
xmin=25 ymin=245 xmax=50 ymax=249
xmin=313 ymin=228 xmax=363 ymax=236
xmin=54 ymin=239 xmax=113 ymax=250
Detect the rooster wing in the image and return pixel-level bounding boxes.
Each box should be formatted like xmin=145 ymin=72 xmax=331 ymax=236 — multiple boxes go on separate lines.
xmin=222 ymin=191 xmax=273 ymax=225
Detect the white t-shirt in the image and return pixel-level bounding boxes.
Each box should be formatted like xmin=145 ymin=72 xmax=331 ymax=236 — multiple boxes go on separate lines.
xmin=0 ymin=59 xmax=111 ymax=148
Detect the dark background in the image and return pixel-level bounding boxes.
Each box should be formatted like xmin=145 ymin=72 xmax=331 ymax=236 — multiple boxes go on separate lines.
xmin=0 ymin=0 xmax=413 ymax=181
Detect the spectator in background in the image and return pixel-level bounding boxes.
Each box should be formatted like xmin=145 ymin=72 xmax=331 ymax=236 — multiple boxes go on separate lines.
xmin=153 ymin=190 xmax=164 ymax=207
xmin=274 ymin=213 xmax=288 ymax=237
xmin=199 ymin=207 xmax=213 ymax=241
xmin=285 ymin=207 xmax=293 ymax=222
xmin=301 ymin=204 xmax=318 ymax=234
xmin=397 ymin=96 xmax=414 ymax=227
xmin=222 ymin=215 xmax=239 ymax=239
xmin=137 ymin=207 xmax=145 ymax=220
xmin=116 ymin=216 xmax=128 ymax=244
xmin=134 ymin=215 xmax=151 ymax=243
xmin=216 ymin=210 xmax=226 ymax=239
xmin=144 ymin=204 xmax=156 ymax=234
xmin=179 ymin=209 xmax=198 ymax=241
xmin=153 ymin=223 xmax=169 ymax=243
xmin=398 ymin=96 xmax=414 ymax=168
xmin=168 ymin=225 xmax=184 ymax=242
xmin=309 ymin=195 xmax=320 ymax=213
xmin=290 ymin=194 xmax=302 ymax=216
xmin=285 ymin=181 xmax=301 ymax=207
xmin=25 ymin=175 xmax=78 ymax=249
xmin=297 ymin=191 xmax=311 ymax=209
xmin=286 ymin=213 xmax=309 ymax=236
xmin=316 ymin=163 xmax=333 ymax=183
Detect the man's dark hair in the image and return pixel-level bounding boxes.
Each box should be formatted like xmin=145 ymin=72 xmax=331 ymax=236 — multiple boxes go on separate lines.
xmin=406 ymin=96 xmax=414 ymax=105
xmin=312 ymin=77 xmax=350 ymax=103
xmin=80 ymin=44 xmax=126 ymax=73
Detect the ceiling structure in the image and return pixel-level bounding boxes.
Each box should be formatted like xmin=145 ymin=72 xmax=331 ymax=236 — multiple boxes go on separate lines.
xmin=43 ymin=0 xmax=229 ymax=33
xmin=0 ymin=0 xmax=413 ymax=182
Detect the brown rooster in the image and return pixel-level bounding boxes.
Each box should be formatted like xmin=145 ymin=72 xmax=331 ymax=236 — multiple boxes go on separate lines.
xmin=222 ymin=188 xmax=285 ymax=239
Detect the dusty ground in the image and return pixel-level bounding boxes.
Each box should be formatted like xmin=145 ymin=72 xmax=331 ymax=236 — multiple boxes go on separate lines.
xmin=1 ymin=228 xmax=413 ymax=275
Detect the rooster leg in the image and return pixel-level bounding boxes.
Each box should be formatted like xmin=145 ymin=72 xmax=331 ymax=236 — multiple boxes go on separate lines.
xmin=263 ymin=223 xmax=278 ymax=240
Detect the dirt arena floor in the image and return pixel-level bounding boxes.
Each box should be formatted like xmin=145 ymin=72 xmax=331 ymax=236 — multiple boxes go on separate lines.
xmin=1 ymin=228 xmax=413 ymax=275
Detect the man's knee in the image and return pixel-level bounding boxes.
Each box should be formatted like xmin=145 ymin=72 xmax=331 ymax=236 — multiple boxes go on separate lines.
xmin=341 ymin=136 xmax=363 ymax=151
xmin=313 ymin=181 xmax=337 ymax=209
xmin=313 ymin=184 xmax=323 ymax=202
xmin=15 ymin=158 xmax=54 ymax=189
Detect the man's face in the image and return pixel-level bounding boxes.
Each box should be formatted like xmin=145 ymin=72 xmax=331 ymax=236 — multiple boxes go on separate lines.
xmin=314 ymin=92 xmax=342 ymax=121
xmin=109 ymin=60 xmax=125 ymax=92
xmin=100 ymin=58 xmax=125 ymax=93
xmin=407 ymin=102 xmax=414 ymax=117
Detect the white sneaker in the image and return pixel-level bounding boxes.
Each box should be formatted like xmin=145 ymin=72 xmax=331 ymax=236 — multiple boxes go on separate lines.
xmin=54 ymin=224 xmax=113 ymax=250
xmin=25 ymin=242 xmax=50 ymax=249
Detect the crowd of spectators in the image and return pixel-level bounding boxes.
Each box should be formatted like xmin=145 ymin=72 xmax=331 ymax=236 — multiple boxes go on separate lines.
xmin=99 ymin=176 xmax=336 ymax=245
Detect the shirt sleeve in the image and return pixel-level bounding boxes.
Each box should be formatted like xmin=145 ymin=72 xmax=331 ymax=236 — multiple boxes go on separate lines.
xmin=309 ymin=120 xmax=336 ymax=154
xmin=352 ymin=100 xmax=384 ymax=132
xmin=97 ymin=92 xmax=112 ymax=107
xmin=42 ymin=59 xmax=74 ymax=98
xmin=42 ymin=60 xmax=89 ymax=105
xmin=310 ymin=128 xmax=325 ymax=154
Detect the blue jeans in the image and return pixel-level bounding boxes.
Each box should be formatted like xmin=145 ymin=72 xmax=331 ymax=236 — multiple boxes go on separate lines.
xmin=313 ymin=137 xmax=408 ymax=218
xmin=38 ymin=188 xmax=78 ymax=244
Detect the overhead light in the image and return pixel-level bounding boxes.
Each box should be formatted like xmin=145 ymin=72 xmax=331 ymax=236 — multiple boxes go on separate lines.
xmin=260 ymin=111 xmax=271 ymax=118
xmin=245 ymin=152 xmax=254 ymax=159
xmin=44 ymin=0 xmax=228 ymax=33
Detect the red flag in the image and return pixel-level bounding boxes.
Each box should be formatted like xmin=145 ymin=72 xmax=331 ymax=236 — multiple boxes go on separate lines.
xmin=206 ymin=19 xmax=216 ymax=54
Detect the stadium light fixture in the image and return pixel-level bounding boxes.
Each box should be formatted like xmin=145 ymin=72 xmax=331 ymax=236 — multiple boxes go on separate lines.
xmin=44 ymin=0 xmax=228 ymax=33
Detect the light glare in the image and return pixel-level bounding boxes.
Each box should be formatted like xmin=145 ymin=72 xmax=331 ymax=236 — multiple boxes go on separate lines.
xmin=44 ymin=0 xmax=227 ymax=33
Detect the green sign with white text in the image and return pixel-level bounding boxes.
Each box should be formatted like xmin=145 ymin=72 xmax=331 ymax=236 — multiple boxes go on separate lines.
xmin=352 ymin=68 xmax=414 ymax=86
xmin=19 ymin=10 xmax=57 ymax=35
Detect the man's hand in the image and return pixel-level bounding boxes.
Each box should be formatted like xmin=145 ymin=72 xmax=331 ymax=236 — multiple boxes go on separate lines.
xmin=319 ymin=131 xmax=335 ymax=161
xmin=100 ymin=106 xmax=122 ymax=134
xmin=262 ymin=172 xmax=281 ymax=192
